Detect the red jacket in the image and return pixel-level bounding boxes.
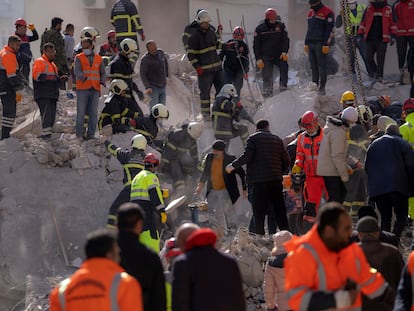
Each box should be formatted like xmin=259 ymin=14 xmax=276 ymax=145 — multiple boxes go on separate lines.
xmin=393 ymin=0 xmax=414 ymax=36
xmin=358 ymin=4 xmax=397 ymax=42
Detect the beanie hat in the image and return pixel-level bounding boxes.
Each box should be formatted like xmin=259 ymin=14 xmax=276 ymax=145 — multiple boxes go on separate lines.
xmin=377 ymin=116 xmax=397 ymax=132
xmin=340 ymin=107 xmax=358 ymax=123
xmin=272 ymin=230 xmax=293 ymax=255
xmin=212 ymin=140 xmax=226 ymax=151
xmin=356 ymin=216 xmax=380 ymax=233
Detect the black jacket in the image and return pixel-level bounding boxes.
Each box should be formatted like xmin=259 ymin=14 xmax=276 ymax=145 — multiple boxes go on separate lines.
xmin=99 ymin=93 xmax=138 ymax=132
xmin=200 ymin=153 xmax=246 ymax=204
xmin=182 ymin=21 xmax=217 ymax=51
xmin=253 ymin=20 xmax=289 ymax=60
xmin=118 ymin=230 xmax=166 ymax=311
xmin=220 ymin=39 xmax=249 ymax=73
xmin=110 ymin=53 xmax=140 ymax=99
xmin=232 ymin=129 xmax=291 ymax=184
xmin=140 ymin=49 xmax=168 ymax=89
xmin=163 ymin=125 xmax=198 ymax=162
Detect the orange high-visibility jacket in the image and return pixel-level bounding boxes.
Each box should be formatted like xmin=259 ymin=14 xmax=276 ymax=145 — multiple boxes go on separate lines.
xmin=49 ymin=258 xmax=143 ymax=311
xmin=76 ymin=52 xmax=102 ymax=91
xmin=0 ymin=45 xmax=20 ymax=89
xmin=32 ymin=54 xmax=59 ymax=100
xmin=285 ymin=226 xmax=388 ymax=311
xmin=295 ymin=128 xmax=324 ymax=177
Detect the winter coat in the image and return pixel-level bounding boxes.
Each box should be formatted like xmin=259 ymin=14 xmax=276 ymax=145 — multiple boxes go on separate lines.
xmin=305 ymin=4 xmax=335 ymax=45
xmin=110 ymin=53 xmax=140 ymax=99
xmin=365 ymin=133 xmax=414 ymax=198
xmin=182 ymin=20 xmax=217 ymax=51
xmin=394 ymin=251 xmax=414 ymax=311
xmin=358 ymin=3 xmax=397 ymax=42
xmin=295 ymin=127 xmax=324 ymax=178
xmin=400 ymin=112 xmax=414 ymax=149
xmin=32 ymin=54 xmax=60 ymax=100
xmin=110 ymin=0 xmax=143 ymax=42
xmin=220 ymin=39 xmax=249 ymax=73
xmin=0 ymin=45 xmax=22 ymax=92
xmin=253 ymin=20 xmax=289 ymax=61
xmin=199 ymin=153 xmax=246 ymax=204
xmin=316 ymin=116 xmax=349 ymax=181
xmin=232 ymin=129 xmax=290 ymax=184
xmin=140 ymin=49 xmax=168 ymax=89
xmin=211 ymin=95 xmax=237 ymax=139
xmin=263 ymin=254 xmax=290 ymax=311
xmin=15 ymin=30 xmax=38 ymax=65
xmin=40 ymin=28 xmax=68 ymax=74
xmin=163 ymin=125 xmax=198 ymax=162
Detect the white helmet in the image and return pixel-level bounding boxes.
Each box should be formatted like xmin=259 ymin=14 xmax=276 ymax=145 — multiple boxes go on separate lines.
xmin=356 ymin=105 xmax=373 ymax=125
xmin=196 ymin=10 xmax=211 ymax=24
xmin=377 ymin=116 xmax=397 ymax=132
xmin=131 ymin=134 xmax=147 ymax=150
xmin=80 ymin=26 xmax=100 ymax=39
xmin=218 ymin=84 xmax=237 ymax=98
xmin=187 ymin=122 xmax=203 ymax=139
xmin=120 ymin=38 xmax=138 ymax=54
xmin=151 ymin=104 xmax=169 ymax=119
xmin=347 ymin=0 xmax=357 ymax=3
xmin=109 ymin=79 xmax=128 ymax=95
xmin=340 ymin=107 xmax=358 ymax=123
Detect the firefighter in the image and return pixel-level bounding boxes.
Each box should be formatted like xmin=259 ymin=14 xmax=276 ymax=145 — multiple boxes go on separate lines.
xmin=105 ymin=134 xmax=147 ymax=229
xmin=292 ymin=111 xmax=327 ymax=231
xmin=339 ymin=90 xmax=356 ymax=109
xmin=254 ymin=8 xmax=289 ymax=97
xmin=14 ymin=18 xmax=38 ymax=82
xmin=304 ymin=0 xmax=335 ymax=95
xmin=220 ymin=26 xmax=249 ymax=100
xmin=0 ymin=35 xmax=23 ymax=140
xmin=99 ymin=30 xmax=118 ymax=59
xmin=130 ymin=153 xmax=166 ymax=253
xmin=129 ymin=103 xmax=169 ymax=142
xmin=187 ymin=10 xmax=224 ymax=120
xmin=211 ymin=84 xmax=250 ymax=149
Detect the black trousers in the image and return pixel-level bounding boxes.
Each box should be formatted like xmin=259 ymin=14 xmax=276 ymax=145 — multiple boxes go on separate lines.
xmin=107 ymin=186 xmax=131 ymax=227
xmin=36 ymin=98 xmax=57 ymax=137
xmin=251 ymin=180 xmax=289 ymax=235
xmin=0 ymin=88 xmax=17 ymax=139
xmin=262 ymin=58 xmax=288 ymax=96
xmin=308 ymin=42 xmax=328 ymax=89
xmin=396 ymin=36 xmax=414 ymax=69
xmin=323 ymin=176 xmax=347 ymax=204
xmin=198 ymin=70 xmax=224 ymax=114
xmin=365 ymin=40 xmax=387 ymax=79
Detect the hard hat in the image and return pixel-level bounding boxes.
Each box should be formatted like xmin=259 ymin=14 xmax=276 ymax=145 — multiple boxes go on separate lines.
xmin=130 ymin=134 xmax=147 ymax=150
xmin=107 ymin=30 xmax=116 ymax=39
xmin=340 ymin=107 xmax=358 ymax=123
xmin=356 ymin=105 xmax=373 ymax=125
xmin=403 ymin=98 xmax=414 ymax=111
xmin=232 ymin=26 xmax=245 ymax=40
xmin=378 ymin=95 xmax=391 ymax=108
xmin=218 ymin=83 xmax=237 ymax=98
xmin=144 ymin=153 xmax=160 ymax=166
xmin=109 ymin=79 xmax=128 ymax=95
xmin=187 ymin=122 xmax=203 ymax=139
xmin=265 ymin=8 xmax=277 ymax=20
xmin=164 ymin=238 xmax=183 ymax=258
xmin=347 ymin=0 xmax=357 ymax=4
xmin=340 ymin=90 xmax=356 ymax=105
xmin=120 ymin=38 xmax=138 ymax=54
xmin=301 ymin=111 xmax=318 ymax=129
xmin=80 ymin=26 xmax=100 ymax=39
xmin=196 ymin=10 xmax=211 ymax=24
xmin=151 ymin=104 xmax=169 ymax=119
xmin=15 ymin=18 xmax=27 ymax=27
xmin=377 ymin=116 xmax=397 ymax=132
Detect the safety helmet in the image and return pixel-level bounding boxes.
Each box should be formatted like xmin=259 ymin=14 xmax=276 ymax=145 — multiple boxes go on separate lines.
xmin=356 ymin=105 xmax=373 ymax=125
xmin=120 ymin=38 xmax=138 ymax=54
xmin=301 ymin=111 xmax=318 ymax=129
xmin=80 ymin=26 xmax=100 ymax=39
xmin=109 ymin=79 xmax=128 ymax=95
xmin=403 ymin=98 xmax=414 ymax=111
xmin=130 ymin=134 xmax=147 ymax=150
xmin=15 ymin=18 xmax=27 ymax=27
xmin=107 ymin=30 xmax=116 ymax=39
xmin=378 ymin=95 xmax=391 ymax=108
xmin=151 ymin=104 xmax=169 ymax=119
xmin=218 ymin=84 xmax=237 ymax=98
xmin=144 ymin=153 xmax=160 ymax=166
xmin=340 ymin=90 xmax=356 ymax=105
xmin=187 ymin=122 xmax=203 ymax=139
xmin=265 ymin=8 xmax=277 ymax=20
xmin=196 ymin=10 xmax=211 ymax=24
xmin=340 ymin=106 xmax=358 ymax=123
xmin=232 ymin=26 xmax=245 ymax=40
xmin=347 ymin=0 xmax=357 ymax=4
xmin=377 ymin=116 xmax=397 ymax=132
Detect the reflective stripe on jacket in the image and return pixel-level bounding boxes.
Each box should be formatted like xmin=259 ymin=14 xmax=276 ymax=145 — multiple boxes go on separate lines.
xmin=345 ymin=4 xmax=366 ymax=36
xmin=400 ymin=112 xmax=414 ymax=149
xmin=111 ymin=0 xmax=143 ymax=40
xmin=130 ymin=169 xmax=164 ymax=210
xmin=32 ymin=54 xmax=59 ymax=100
xmin=76 ymin=53 xmax=103 ymax=90
xmin=0 ymin=45 xmax=21 ymax=90
xmin=187 ymin=27 xmax=222 ymax=72
xmin=295 ymin=127 xmax=324 ymax=177
xmin=212 ymin=96 xmax=235 ymax=138
xmin=358 ymin=4 xmax=397 ymax=42
xmin=393 ymin=0 xmax=414 ymax=36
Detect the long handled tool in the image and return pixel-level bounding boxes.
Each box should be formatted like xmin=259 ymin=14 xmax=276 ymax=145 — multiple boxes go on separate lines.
xmin=48 ymin=200 xmax=69 ymax=266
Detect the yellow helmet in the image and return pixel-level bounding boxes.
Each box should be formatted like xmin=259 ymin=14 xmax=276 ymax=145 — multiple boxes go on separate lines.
xmin=340 ymin=91 xmax=356 ymax=106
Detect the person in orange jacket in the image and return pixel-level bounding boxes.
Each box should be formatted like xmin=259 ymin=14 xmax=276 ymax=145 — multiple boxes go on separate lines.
xmin=49 ymin=229 xmax=143 ymax=311
xmin=285 ymin=202 xmax=395 ymax=311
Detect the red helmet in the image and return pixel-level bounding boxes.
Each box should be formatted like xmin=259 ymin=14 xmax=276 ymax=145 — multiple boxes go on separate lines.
xmin=403 ymin=98 xmax=414 ymax=111
xmin=265 ymin=8 xmax=277 ymax=20
xmin=232 ymin=26 xmax=245 ymax=40
xmin=107 ymin=30 xmax=116 ymax=39
xmin=301 ymin=111 xmax=318 ymax=129
xmin=15 ymin=18 xmax=27 ymax=27
xmin=144 ymin=153 xmax=160 ymax=166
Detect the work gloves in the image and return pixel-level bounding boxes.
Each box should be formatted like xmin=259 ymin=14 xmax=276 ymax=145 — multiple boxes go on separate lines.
xmin=28 ymin=23 xmax=35 ymax=31
xmin=280 ymin=52 xmax=288 ymax=61
xmin=322 ymin=45 xmax=330 ymax=55
xmin=256 ymin=59 xmax=264 ymax=70
xmin=160 ymin=212 xmax=167 ymax=224
xmin=196 ymin=67 xmax=204 ymax=76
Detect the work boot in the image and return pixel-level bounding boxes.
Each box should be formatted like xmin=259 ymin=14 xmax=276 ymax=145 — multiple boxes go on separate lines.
xmin=318 ymin=87 xmax=326 ymax=95
xmin=279 ymin=85 xmax=287 ymax=92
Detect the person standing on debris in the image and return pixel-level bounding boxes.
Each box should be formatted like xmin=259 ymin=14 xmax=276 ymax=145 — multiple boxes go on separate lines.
xmin=285 ymin=202 xmax=394 ymax=311
xmin=14 ymin=18 xmax=38 ymax=82
xmin=358 ymin=0 xmax=397 ymax=85
xmin=140 ymin=40 xmax=169 ymax=108
xmin=117 ymin=203 xmax=166 ymax=311
xmin=195 ymin=140 xmax=247 ymax=234
xmin=187 ymin=10 xmax=224 ymax=120
xmin=104 ymin=134 xmax=147 ymax=228
xmin=172 ymin=228 xmax=246 ymax=311
xmin=130 ymin=153 xmax=167 ymax=253
xmin=304 ymin=0 xmax=335 ymax=95
xmin=220 ymin=26 xmax=249 ymax=100
xmin=74 ymin=37 xmax=106 ymax=140
xmin=49 ymin=229 xmax=143 ymax=311
xmin=254 ymin=8 xmax=290 ymax=96
xmin=226 ymin=119 xmax=291 ymax=235
xmin=99 ymin=30 xmax=118 ymax=59
xmin=32 ymin=43 xmax=67 ymax=140
xmin=63 ymin=24 xmax=75 ymax=97
xmin=0 ymin=35 xmax=23 ymax=140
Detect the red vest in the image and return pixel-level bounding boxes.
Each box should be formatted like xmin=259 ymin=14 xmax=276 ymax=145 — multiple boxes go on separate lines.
xmin=76 ymin=53 xmax=102 ymax=91
xmin=393 ymin=0 xmax=414 ymax=36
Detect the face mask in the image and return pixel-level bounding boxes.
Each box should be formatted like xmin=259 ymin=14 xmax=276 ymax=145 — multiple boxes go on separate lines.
xmin=83 ymin=49 xmax=91 ymax=56
xmin=348 ymin=3 xmax=357 ymax=9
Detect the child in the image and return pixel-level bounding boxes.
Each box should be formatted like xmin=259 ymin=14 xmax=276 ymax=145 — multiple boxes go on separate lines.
xmin=283 ymin=174 xmax=304 ymax=235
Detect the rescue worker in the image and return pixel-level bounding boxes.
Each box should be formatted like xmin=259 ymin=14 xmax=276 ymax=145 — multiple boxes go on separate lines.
xmin=104 ymin=134 xmax=147 ymax=228
xmin=394 ymin=250 xmax=414 ymax=310
xmin=292 ymin=111 xmax=327 ymax=230
xmin=254 ymin=8 xmax=290 ymax=96
xmin=358 ymin=0 xmax=397 ymax=84
xmin=74 ymin=37 xmax=106 ymax=140
xmin=32 ymin=43 xmax=67 ymax=139
xmin=0 ymin=35 xmax=23 ymax=140
xmin=49 ymin=229 xmax=143 ymax=311
xmin=339 ymin=90 xmax=356 ymax=109
xmin=305 ymin=0 xmax=335 ymax=95
xmin=335 ymin=0 xmax=368 ymax=77
xmin=220 ymin=26 xmax=249 ymax=99
xmin=14 ymin=18 xmax=38 ymax=82
xmin=74 ymin=26 xmax=100 ymax=56
xmin=162 ymin=121 xmax=202 ymax=191
xmin=211 ymin=84 xmax=250 ymax=149
xmin=187 ymin=10 xmax=224 ymax=120
xmin=365 ymin=94 xmax=391 ymax=115
xmin=130 ymin=153 xmax=167 ymax=253
xmin=63 ymin=23 xmax=75 ymax=97
xmin=99 ymin=30 xmax=118 ymax=59
xmin=111 ymin=0 xmax=145 ymax=46
xmin=285 ymin=202 xmax=394 ymax=311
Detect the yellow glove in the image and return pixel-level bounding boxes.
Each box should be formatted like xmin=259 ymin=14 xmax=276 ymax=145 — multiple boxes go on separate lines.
xmin=292 ymin=164 xmax=302 ymax=174
xmin=280 ymin=52 xmax=288 ymax=62
xmin=160 ymin=212 xmax=167 ymax=224
xmin=322 ymin=45 xmax=330 ymax=55
xmin=256 ymin=59 xmax=264 ymax=70
xmin=28 ymin=23 xmax=35 ymax=31
xmin=304 ymin=45 xmax=309 ymax=54
xmin=347 ymin=168 xmax=354 ymax=176
xmin=15 ymin=92 xmax=22 ymax=103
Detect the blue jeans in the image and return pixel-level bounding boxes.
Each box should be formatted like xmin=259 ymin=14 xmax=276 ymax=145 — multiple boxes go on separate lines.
xmin=76 ymin=89 xmax=99 ymax=138
xmin=149 ymin=86 xmax=166 ymax=108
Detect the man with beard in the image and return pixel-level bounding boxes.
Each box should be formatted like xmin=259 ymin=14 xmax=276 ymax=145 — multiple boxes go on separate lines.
xmin=285 ymin=202 xmax=395 ymax=310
